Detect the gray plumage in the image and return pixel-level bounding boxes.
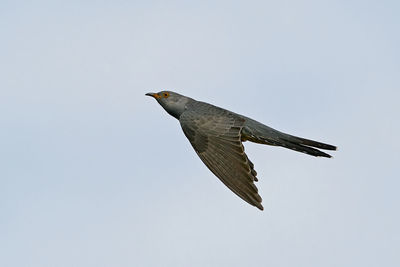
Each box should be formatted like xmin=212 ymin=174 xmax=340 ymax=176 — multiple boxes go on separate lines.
xmin=146 ymin=91 xmax=336 ymax=210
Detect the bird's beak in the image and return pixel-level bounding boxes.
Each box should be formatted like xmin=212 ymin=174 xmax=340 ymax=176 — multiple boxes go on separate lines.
xmin=145 ymin=92 xmax=161 ymax=99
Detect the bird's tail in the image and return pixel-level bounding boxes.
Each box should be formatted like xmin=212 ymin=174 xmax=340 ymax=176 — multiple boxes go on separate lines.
xmin=242 ymin=125 xmax=336 ymax=158
xmin=276 ymin=134 xmax=336 ymax=158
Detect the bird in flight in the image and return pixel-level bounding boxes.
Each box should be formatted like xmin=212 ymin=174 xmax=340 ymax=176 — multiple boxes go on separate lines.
xmin=146 ymin=91 xmax=336 ymax=210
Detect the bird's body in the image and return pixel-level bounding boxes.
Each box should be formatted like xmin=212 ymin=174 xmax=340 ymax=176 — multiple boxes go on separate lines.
xmin=146 ymin=91 xmax=336 ymax=210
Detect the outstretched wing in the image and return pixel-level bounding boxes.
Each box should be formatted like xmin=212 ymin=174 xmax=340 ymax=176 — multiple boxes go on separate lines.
xmin=179 ymin=102 xmax=263 ymax=210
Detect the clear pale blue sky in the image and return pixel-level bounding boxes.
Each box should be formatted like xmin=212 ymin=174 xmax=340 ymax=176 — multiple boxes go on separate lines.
xmin=1 ymin=1 xmax=399 ymax=266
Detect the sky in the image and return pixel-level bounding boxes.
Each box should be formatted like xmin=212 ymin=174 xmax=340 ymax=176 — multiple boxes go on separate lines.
xmin=1 ymin=0 xmax=399 ymax=266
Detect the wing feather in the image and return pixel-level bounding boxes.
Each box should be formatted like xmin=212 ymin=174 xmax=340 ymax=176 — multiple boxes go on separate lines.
xmin=180 ymin=102 xmax=263 ymax=210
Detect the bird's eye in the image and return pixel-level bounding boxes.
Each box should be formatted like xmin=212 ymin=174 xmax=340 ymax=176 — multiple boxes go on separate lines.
xmin=163 ymin=92 xmax=170 ymax=98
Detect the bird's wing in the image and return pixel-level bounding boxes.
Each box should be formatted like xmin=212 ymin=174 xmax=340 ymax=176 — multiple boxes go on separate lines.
xmin=179 ymin=104 xmax=263 ymax=210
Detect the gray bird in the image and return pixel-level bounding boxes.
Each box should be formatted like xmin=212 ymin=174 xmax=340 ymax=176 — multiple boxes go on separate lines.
xmin=146 ymin=91 xmax=336 ymax=210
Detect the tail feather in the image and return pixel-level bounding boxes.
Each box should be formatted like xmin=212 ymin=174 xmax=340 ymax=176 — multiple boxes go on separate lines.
xmin=252 ymin=134 xmax=334 ymax=158
xmin=288 ymin=135 xmax=337 ymax=150
xmin=279 ymin=140 xmax=333 ymax=158
xmin=241 ymin=124 xmax=336 ymax=158
xmin=278 ymin=134 xmax=336 ymax=158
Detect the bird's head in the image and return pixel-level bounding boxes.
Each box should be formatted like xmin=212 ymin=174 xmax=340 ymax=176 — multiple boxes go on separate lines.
xmin=146 ymin=90 xmax=192 ymax=119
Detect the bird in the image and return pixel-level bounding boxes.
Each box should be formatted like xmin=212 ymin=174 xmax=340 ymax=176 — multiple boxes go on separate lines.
xmin=146 ymin=91 xmax=336 ymax=210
